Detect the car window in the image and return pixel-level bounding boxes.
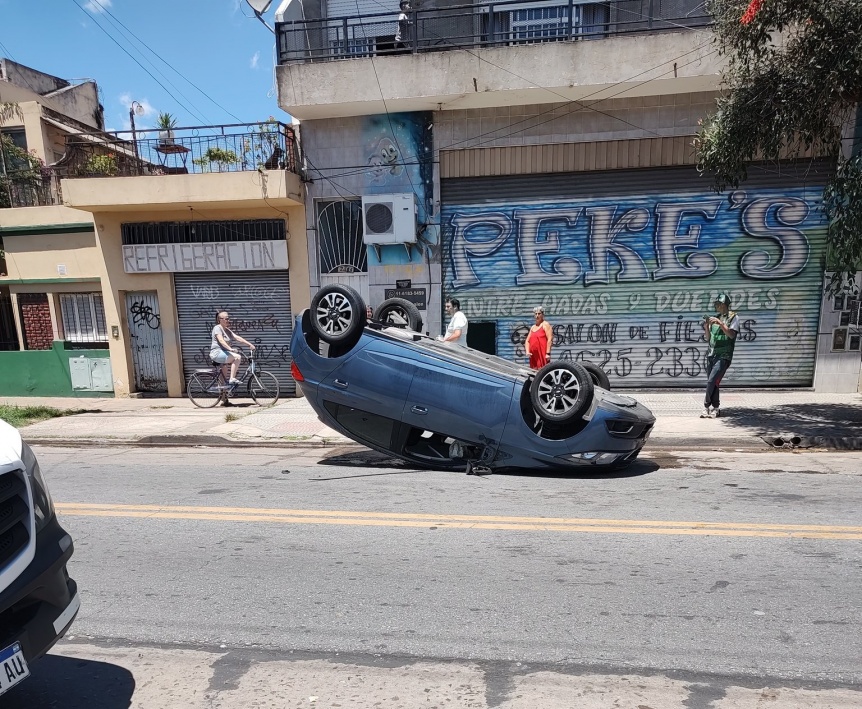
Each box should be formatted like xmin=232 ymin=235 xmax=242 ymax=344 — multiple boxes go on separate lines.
xmin=326 ymin=402 xmax=396 ymax=449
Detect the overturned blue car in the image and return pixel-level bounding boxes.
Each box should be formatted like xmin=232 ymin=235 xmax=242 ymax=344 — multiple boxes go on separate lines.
xmin=290 ymin=284 xmax=655 ymax=473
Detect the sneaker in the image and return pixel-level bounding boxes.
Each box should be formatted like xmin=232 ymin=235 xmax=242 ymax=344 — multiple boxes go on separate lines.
xmin=711 ymin=408 xmax=720 ymax=418
xmin=700 ymin=408 xmax=711 ymax=418
xmin=228 ymin=378 xmax=242 ymax=386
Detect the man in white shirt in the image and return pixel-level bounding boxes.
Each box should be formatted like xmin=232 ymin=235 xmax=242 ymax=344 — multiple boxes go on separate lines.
xmin=439 ymin=298 xmax=468 ymax=346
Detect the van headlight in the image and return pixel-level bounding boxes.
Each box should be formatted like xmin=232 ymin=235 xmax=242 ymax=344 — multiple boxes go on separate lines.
xmin=21 ymin=443 xmax=55 ymax=532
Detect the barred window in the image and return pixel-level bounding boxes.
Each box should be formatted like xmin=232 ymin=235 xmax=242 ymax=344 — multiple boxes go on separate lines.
xmin=60 ymin=293 xmax=108 ymax=343
xmin=316 ymin=199 xmax=367 ymax=274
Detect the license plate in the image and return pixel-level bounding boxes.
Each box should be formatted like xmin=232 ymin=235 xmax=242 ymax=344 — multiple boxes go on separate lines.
xmin=0 ymin=642 xmax=30 ymax=696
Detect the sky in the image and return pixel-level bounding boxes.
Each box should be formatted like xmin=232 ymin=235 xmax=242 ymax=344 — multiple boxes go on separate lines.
xmin=0 ymin=0 xmax=286 ymax=131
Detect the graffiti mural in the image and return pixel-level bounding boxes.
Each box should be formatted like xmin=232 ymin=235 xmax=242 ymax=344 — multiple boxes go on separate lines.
xmin=442 ymin=187 xmax=828 ymax=387
xmin=363 ymin=112 xmax=438 ymax=264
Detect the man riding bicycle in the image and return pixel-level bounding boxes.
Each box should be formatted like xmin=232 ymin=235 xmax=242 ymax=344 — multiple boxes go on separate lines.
xmin=210 ymin=311 xmax=256 ymax=386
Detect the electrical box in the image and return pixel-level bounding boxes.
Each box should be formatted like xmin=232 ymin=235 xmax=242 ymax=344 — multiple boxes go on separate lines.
xmin=361 ymin=193 xmax=417 ymax=245
xmin=70 ymin=357 xmax=114 ymax=392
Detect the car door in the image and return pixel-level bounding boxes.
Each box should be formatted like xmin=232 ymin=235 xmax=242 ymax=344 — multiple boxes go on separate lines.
xmin=401 ymin=357 xmax=514 ymax=451
xmin=320 ymin=337 xmax=416 ymax=421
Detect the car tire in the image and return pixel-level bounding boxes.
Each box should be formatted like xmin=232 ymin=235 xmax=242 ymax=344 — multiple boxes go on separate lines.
xmin=530 ymin=361 xmax=594 ymax=424
xmin=310 ymin=284 xmax=367 ymax=345
xmin=376 ymin=297 xmax=423 ymax=332
xmin=581 ymin=361 xmax=611 ymax=390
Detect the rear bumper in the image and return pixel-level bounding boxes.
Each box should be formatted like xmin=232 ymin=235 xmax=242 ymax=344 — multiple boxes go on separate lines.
xmin=0 ymin=514 xmax=79 ymax=663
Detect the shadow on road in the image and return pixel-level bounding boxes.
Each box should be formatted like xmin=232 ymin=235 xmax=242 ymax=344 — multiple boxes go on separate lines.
xmin=718 ymin=403 xmax=862 ymax=435
xmin=5 ymin=654 xmax=134 ymax=708
xmin=317 ymin=449 xmax=659 ymax=479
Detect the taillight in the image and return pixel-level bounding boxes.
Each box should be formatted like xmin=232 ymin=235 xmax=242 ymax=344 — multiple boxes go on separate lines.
xmin=291 ymin=361 xmax=304 ymax=381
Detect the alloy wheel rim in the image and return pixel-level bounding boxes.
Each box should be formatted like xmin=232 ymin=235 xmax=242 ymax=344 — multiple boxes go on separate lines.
xmin=537 ymin=368 xmax=580 ymax=414
xmin=316 ymin=292 xmax=353 ymax=335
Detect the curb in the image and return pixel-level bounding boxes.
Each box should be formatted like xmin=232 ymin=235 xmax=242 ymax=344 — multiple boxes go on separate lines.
xmin=23 ymin=436 xmax=355 ymax=449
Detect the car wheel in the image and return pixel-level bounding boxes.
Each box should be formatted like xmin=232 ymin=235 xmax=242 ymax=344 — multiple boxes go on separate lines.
xmin=376 ymin=297 xmax=423 ymax=332
xmin=581 ymin=361 xmax=611 ymax=390
xmin=530 ymin=361 xmax=594 ymax=424
xmin=310 ymin=284 xmax=367 ymax=344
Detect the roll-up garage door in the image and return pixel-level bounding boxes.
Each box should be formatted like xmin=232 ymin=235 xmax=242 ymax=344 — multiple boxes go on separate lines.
xmin=440 ymin=163 xmax=831 ymax=388
xmin=174 ymin=271 xmax=295 ymax=396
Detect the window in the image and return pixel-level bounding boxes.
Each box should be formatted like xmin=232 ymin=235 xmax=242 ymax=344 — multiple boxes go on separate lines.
xmin=0 ymin=129 xmax=29 ymax=171
xmin=60 ymin=293 xmax=108 ymax=344
xmin=510 ymin=4 xmax=573 ymax=43
xmin=316 ymin=199 xmax=367 ymax=274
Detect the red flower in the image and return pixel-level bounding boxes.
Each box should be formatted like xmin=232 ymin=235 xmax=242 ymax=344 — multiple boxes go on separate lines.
xmin=740 ymin=0 xmax=764 ymax=24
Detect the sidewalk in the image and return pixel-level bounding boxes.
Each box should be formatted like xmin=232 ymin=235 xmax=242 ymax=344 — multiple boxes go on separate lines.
xmin=4 ymin=389 xmax=862 ymax=451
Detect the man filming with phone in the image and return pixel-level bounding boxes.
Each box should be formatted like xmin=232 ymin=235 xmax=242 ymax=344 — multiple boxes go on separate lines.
xmin=701 ymin=293 xmax=739 ymax=419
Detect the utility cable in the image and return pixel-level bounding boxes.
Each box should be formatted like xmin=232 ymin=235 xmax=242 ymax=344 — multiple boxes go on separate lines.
xmin=70 ymin=0 xmax=213 ymax=127
xmin=85 ymin=0 xmax=246 ymax=123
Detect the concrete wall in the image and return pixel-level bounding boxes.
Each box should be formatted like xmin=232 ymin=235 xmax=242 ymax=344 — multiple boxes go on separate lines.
xmin=2 ymin=230 xmax=100 ymax=280
xmin=0 ymin=342 xmax=108 ymax=397
xmin=45 ymin=82 xmax=102 ymax=130
xmin=1 ymin=59 xmax=68 ymax=96
xmin=278 ymin=29 xmax=721 ymax=119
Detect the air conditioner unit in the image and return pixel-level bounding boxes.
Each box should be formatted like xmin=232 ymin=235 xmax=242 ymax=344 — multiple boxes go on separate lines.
xmin=361 ymin=193 xmax=417 ymax=245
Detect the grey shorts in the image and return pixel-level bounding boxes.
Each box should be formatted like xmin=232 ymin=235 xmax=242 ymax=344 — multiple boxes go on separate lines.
xmin=210 ymin=350 xmax=238 ymax=364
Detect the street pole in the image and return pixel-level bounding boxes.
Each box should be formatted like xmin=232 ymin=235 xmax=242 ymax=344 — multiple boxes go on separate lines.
xmin=129 ymin=101 xmax=142 ymax=175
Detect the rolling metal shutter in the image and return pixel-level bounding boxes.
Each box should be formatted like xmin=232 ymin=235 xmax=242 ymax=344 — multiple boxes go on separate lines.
xmin=174 ymin=271 xmax=295 ymax=396
xmin=441 ymin=163 xmax=831 ymax=388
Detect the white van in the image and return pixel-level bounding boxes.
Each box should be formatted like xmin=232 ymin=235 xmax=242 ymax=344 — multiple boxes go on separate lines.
xmin=0 ymin=420 xmax=79 ymax=697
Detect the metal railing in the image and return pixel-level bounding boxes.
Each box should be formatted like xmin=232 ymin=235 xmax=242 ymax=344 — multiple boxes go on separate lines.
xmin=0 ymin=291 xmax=20 ymax=351
xmin=277 ymin=0 xmax=711 ymax=64
xmin=56 ymin=121 xmax=301 ymax=179
xmin=1 ymin=171 xmax=63 ymax=208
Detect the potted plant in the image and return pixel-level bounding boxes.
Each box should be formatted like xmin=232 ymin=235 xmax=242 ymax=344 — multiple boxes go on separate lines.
xmin=156 ymin=112 xmax=178 ymax=145
xmin=82 ymin=152 xmax=118 ymax=177
xmin=193 ymin=147 xmax=240 ymax=173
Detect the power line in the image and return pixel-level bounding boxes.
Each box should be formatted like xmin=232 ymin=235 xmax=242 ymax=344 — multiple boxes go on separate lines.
xmin=349 ymin=0 xmax=715 ymax=148
xmin=301 ymin=44 xmax=718 ymax=184
xmin=85 ymin=0 xmax=247 ymax=124
xmin=70 ymin=0 xmax=213 ymax=126
xmin=352 ymin=0 xmax=424 ymax=212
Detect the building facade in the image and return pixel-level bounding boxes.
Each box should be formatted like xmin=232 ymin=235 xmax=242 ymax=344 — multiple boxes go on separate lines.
xmin=274 ymin=0 xmax=862 ymax=391
xmin=2 ymin=60 xmax=308 ymax=397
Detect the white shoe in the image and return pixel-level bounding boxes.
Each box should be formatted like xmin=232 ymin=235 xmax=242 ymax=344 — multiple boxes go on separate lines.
xmin=228 ymin=378 xmax=242 ymax=386
xmin=711 ymin=408 xmax=720 ymax=418
xmin=699 ymin=408 xmax=710 ymax=418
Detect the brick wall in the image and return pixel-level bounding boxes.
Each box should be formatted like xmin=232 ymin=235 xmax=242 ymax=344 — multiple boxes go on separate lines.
xmin=19 ymin=293 xmax=53 ymax=350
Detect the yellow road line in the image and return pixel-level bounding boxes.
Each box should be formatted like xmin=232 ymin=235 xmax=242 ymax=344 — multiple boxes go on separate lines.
xmin=54 ymin=503 xmax=862 ymax=540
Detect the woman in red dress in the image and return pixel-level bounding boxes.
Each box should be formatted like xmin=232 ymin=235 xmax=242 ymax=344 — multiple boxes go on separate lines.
xmin=524 ymin=306 xmax=553 ymax=369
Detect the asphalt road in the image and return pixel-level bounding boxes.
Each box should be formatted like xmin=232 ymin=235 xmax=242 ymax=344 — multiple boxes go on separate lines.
xmin=7 ymin=445 xmax=862 ymax=708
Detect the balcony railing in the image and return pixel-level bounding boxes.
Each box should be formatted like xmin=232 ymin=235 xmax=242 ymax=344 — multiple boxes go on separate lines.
xmin=0 ymin=171 xmax=63 ymax=208
xmin=56 ymin=121 xmax=301 ymax=179
xmin=277 ymin=0 xmax=711 ymax=64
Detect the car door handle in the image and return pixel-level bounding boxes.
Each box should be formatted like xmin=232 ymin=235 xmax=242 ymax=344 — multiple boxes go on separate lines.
xmin=333 ymin=379 xmax=348 ymax=389
xmin=411 ymin=405 xmax=427 ymax=414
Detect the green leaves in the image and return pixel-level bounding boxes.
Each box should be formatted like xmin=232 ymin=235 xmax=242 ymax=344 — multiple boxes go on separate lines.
xmin=698 ymin=0 xmax=862 ymax=290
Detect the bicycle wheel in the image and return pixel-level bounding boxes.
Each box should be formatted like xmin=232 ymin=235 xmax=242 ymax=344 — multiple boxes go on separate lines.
xmin=248 ymin=371 xmax=280 ymax=407
xmin=187 ymin=372 xmax=224 ymax=408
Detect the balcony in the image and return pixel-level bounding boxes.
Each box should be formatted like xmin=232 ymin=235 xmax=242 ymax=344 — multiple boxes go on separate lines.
xmin=276 ymin=0 xmax=716 ymax=119
xmin=59 ymin=121 xmax=300 ymax=178
xmin=2 ymin=121 xmax=304 ymax=211
xmin=1 ymin=172 xmax=63 ymax=209
xmin=51 ymin=122 xmax=304 ymax=212
xmin=277 ymin=0 xmax=710 ymax=65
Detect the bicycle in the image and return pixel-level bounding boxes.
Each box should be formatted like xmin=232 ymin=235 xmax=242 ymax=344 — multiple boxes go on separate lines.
xmin=187 ymin=349 xmax=280 ymax=408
